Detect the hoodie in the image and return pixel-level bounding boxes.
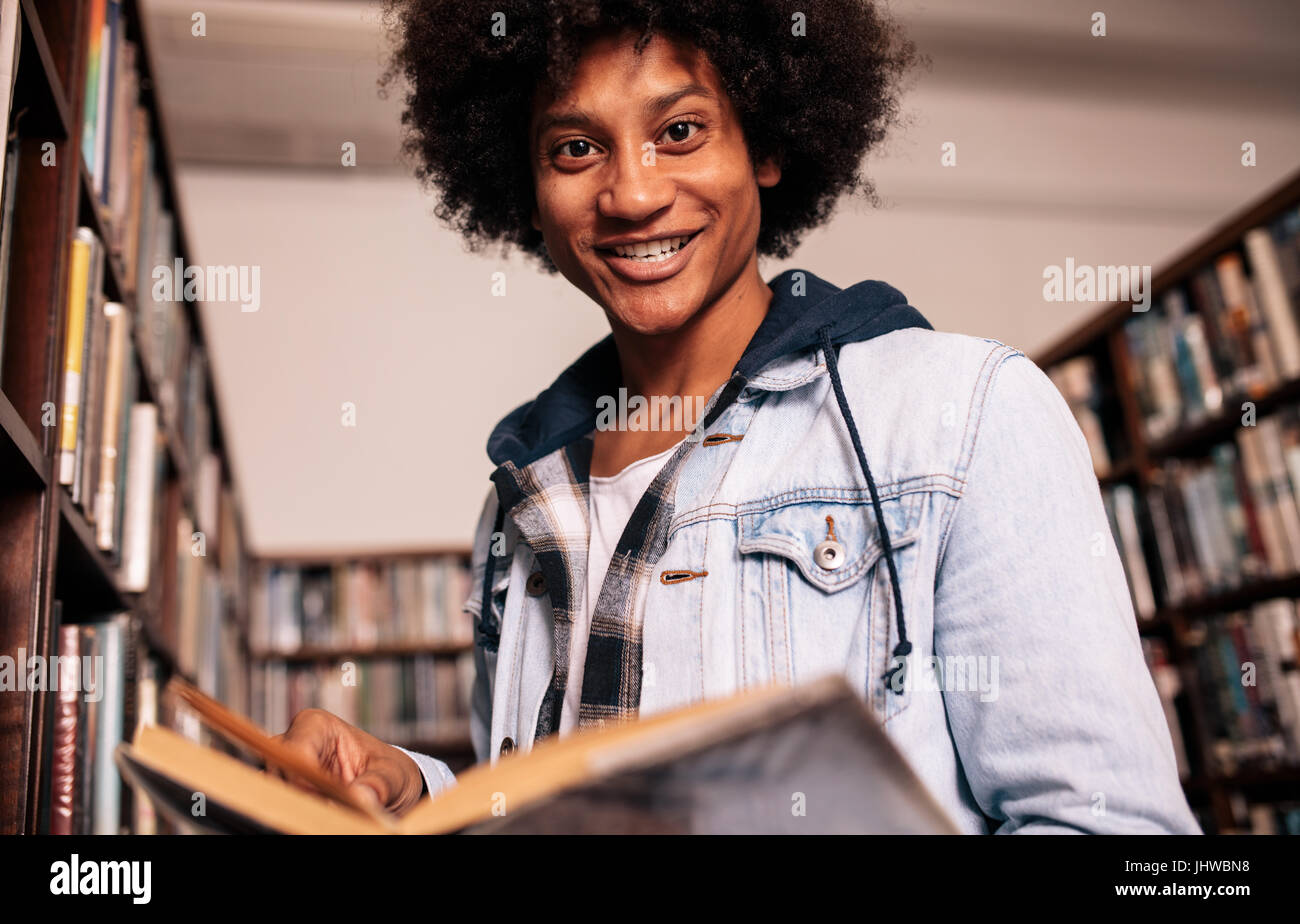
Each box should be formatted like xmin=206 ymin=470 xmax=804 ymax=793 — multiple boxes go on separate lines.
xmin=479 ymin=268 xmax=933 ymax=736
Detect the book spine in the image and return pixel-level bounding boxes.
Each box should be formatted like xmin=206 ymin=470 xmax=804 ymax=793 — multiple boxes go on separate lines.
xmin=49 ymin=625 xmax=82 ymax=835
xmin=132 ymin=659 xmax=158 ymax=835
xmin=92 ymin=615 xmax=126 ymax=835
xmin=119 ymin=403 xmax=159 ymax=591
xmin=94 ymin=302 xmax=128 ymax=548
xmin=79 ymin=292 xmax=109 ymax=515
xmin=1244 ymin=228 xmax=1300 ymax=380
xmin=75 ymin=624 xmax=101 ymax=834
xmin=1256 ymin=416 xmax=1300 ymax=573
xmin=80 ymin=0 xmax=108 ymax=174
xmin=58 ymin=231 xmax=95 ymax=485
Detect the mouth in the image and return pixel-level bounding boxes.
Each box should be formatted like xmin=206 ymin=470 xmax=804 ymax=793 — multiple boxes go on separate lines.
xmin=595 ymin=230 xmax=702 ymax=283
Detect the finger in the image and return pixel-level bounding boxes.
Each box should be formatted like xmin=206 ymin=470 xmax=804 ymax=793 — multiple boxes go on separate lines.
xmin=347 ymin=772 xmax=389 ymax=812
xmin=269 ymin=717 xmax=337 ymax=795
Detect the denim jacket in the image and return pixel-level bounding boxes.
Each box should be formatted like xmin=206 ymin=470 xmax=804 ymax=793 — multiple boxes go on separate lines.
xmin=400 ymin=269 xmax=1202 ymax=834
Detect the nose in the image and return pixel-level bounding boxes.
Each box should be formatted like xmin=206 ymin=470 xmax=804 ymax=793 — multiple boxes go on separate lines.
xmin=597 ymin=146 xmax=676 ymax=222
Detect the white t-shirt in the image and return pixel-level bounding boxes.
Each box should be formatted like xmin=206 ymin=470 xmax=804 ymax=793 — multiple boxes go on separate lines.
xmin=558 ymin=439 xmax=682 ymax=735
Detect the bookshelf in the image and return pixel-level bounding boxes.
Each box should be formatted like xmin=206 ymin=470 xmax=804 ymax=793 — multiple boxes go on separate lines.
xmin=1037 ymin=167 xmax=1300 ymax=835
xmin=247 ymin=549 xmax=478 ymax=772
xmin=0 ymin=0 xmax=250 ymax=834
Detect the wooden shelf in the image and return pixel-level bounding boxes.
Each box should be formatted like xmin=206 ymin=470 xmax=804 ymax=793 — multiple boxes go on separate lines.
xmin=1033 ymin=168 xmax=1300 ymax=834
xmin=1157 ymin=573 xmax=1300 ymax=622
xmin=249 ymin=639 xmax=474 ymax=663
xmin=0 ymin=0 xmax=251 ymax=834
xmin=1035 ymin=169 xmax=1300 ymax=369
xmin=14 ymin=0 xmax=73 ymax=139
xmin=54 ymin=487 xmax=126 ymax=613
xmin=259 ymin=546 xmax=474 ymax=564
xmin=1145 ymin=375 xmax=1300 ymax=461
xmin=389 ymin=722 xmax=475 ymax=755
xmin=0 ymin=387 xmax=46 ymax=488
xmin=1096 ymin=458 xmax=1136 ymax=486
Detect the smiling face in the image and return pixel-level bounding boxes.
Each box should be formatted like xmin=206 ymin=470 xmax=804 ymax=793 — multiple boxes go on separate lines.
xmin=529 ymin=29 xmax=781 ymax=337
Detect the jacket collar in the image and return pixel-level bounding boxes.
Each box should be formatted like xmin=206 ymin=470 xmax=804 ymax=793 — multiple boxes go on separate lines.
xmin=485 ymin=268 xmax=931 ymax=469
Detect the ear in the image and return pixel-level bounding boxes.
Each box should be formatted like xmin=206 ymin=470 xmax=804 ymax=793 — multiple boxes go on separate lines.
xmin=531 ymin=207 xmax=542 ymax=232
xmin=755 ymin=155 xmax=781 ymax=189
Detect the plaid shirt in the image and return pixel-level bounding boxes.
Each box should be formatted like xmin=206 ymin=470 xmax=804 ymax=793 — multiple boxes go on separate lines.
xmin=489 ymin=385 xmax=740 ymax=737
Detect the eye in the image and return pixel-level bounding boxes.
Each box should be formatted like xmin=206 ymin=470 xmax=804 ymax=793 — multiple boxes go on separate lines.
xmin=659 ymin=121 xmax=701 ymax=145
xmin=555 ymin=138 xmax=594 ymax=159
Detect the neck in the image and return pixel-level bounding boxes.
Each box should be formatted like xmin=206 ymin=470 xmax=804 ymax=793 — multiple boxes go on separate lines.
xmin=609 ymin=254 xmax=772 ymax=414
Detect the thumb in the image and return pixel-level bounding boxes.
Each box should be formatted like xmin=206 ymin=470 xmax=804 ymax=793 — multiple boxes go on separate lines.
xmin=348 ymin=770 xmax=391 ymax=812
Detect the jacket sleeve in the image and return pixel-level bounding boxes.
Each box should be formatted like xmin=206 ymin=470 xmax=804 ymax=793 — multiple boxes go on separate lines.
xmin=931 ymin=349 xmax=1202 ymax=834
xmin=392 ymin=488 xmax=501 ymax=798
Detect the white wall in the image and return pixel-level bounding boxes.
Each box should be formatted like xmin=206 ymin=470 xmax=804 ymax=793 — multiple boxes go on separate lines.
xmin=161 ymin=0 xmax=1300 ymax=554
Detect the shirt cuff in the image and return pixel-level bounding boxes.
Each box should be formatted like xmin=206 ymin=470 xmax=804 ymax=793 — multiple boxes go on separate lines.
xmin=392 ymin=745 xmax=458 ymax=798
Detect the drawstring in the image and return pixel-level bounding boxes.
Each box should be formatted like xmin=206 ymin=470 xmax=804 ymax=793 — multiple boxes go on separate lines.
xmin=476 ymin=504 xmax=506 ymax=652
xmin=818 ymin=326 xmax=912 ymax=695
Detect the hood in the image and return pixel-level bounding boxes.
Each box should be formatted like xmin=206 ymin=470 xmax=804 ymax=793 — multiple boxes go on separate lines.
xmin=477 ymin=267 xmax=932 ymax=700
xmin=486 ymin=268 xmax=932 ymax=469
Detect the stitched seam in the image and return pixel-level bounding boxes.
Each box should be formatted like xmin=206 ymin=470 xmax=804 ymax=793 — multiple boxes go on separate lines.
xmin=739 ymin=520 xmax=747 ymax=689
xmin=740 ymin=530 xmax=921 ymax=589
xmin=747 ymin=361 xmax=826 ymax=389
xmin=935 ymin=348 xmax=1024 ymax=574
xmin=933 ymin=343 xmax=1013 ymax=572
xmin=882 ymin=534 xmax=923 ymax=725
xmin=735 ymin=479 xmax=963 ymax=516
xmin=761 ymin=554 xmax=770 ymax=683
xmin=780 ymin=552 xmax=793 ymax=683
xmin=694 ymin=399 xmax=753 ymax=701
xmin=666 ymin=477 xmax=967 ymax=536
xmin=505 ymin=551 xmax=528 ymax=749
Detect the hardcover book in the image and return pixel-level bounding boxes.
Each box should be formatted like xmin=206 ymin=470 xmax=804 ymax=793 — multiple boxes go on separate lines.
xmin=116 ymin=675 xmax=960 ymax=835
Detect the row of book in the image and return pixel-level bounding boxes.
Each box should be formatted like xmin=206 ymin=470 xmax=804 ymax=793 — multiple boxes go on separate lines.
xmin=1100 ymin=404 xmax=1300 ymax=615
xmin=60 ymin=227 xmax=139 ymax=557
xmin=1049 ymin=355 xmax=1120 ymax=475
xmin=1140 ymin=598 xmax=1300 ymax=782
xmin=82 ymin=0 xmax=158 ymax=287
xmin=250 ymin=654 xmax=475 ymax=747
xmin=45 ymin=611 xmax=134 ymax=835
xmin=77 ymin=0 xmax=190 ymax=414
xmin=44 ymin=602 xmax=248 ymax=836
xmin=1187 ymin=602 xmax=1300 ymax=776
xmin=249 ymin=557 xmax=475 ymax=654
xmin=1103 ymin=483 xmax=1156 ymax=620
xmin=1124 ymin=208 xmax=1300 ymax=445
xmin=58 ymin=221 xmax=240 ymax=586
xmin=1224 ymin=796 xmax=1300 ymax=835
xmin=169 ymin=508 xmax=247 ymax=709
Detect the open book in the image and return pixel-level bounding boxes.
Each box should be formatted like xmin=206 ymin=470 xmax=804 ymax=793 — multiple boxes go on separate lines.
xmin=115 ymin=674 xmax=960 ymax=834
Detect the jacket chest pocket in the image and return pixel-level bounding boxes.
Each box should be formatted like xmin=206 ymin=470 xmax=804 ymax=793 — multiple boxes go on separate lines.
xmin=736 ymin=495 xmax=920 ymax=722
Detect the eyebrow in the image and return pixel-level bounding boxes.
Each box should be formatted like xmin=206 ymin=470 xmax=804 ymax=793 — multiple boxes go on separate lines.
xmin=533 ymin=82 xmax=717 ymax=147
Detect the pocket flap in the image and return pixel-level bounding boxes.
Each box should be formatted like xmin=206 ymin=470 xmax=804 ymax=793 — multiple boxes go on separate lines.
xmin=737 ymin=498 xmax=919 ymax=592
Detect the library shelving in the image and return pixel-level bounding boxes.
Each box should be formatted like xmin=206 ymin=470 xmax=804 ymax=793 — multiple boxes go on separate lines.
xmin=0 ymin=0 xmax=250 ymax=834
xmin=1037 ymin=167 xmax=1300 ymax=835
xmin=247 ymin=549 xmax=478 ymax=772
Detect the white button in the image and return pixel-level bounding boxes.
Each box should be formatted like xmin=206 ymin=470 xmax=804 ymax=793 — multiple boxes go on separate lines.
xmin=814 ymin=540 xmax=845 ymax=570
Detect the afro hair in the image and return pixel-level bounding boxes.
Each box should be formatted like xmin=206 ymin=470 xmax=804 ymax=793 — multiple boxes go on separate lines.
xmin=379 ymin=0 xmax=919 ymax=272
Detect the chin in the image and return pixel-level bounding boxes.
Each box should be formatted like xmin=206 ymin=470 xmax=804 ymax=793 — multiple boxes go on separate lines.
xmin=605 ymin=286 xmax=706 ymax=336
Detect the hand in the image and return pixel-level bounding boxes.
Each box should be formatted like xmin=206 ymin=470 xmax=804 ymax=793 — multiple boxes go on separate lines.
xmin=271 ymin=708 xmax=426 ymax=816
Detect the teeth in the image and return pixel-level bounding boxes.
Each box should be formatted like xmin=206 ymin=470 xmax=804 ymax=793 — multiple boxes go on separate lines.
xmin=612 ymin=235 xmax=691 ymax=260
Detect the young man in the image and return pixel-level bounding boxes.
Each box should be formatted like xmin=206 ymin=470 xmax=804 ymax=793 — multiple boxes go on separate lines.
xmin=277 ymin=1 xmax=1201 ymax=833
